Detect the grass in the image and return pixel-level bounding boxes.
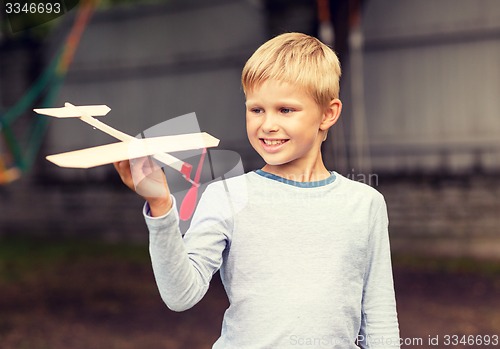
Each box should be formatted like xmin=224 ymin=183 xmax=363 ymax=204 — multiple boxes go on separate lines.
xmin=0 ymin=237 xmax=150 ymax=284
xmin=2 ymin=237 xmax=499 ymax=283
xmin=0 ymin=236 xmax=225 ymax=349
xmin=0 ymin=237 xmax=498 ymax=349
xmin=392 ymin=253 xmax=500 ymax=277
xmin=1 ymin=236 xmax=499 ymax=294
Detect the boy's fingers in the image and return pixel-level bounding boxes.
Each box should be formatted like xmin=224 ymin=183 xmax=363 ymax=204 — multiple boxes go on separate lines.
xmin=113 ymin=158 xmax=170 ymax=200
xmin=113 ymin=160 xmax=128 ymax=173
xmin=130 ymin=157 xmax=169 ymax=198
xmin=113 ymin=160 xmax=134 ymax=189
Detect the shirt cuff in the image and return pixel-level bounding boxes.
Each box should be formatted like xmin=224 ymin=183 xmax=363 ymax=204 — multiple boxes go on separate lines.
xmin=143 ymin=195 xmax=181 ymax=236
xmin=142 ymin=195 xmax=177 ymax=220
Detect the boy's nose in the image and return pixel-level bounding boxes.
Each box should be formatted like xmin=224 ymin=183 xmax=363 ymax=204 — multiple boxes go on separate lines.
xmin=261 ymin=114 xmax=279 ymax=133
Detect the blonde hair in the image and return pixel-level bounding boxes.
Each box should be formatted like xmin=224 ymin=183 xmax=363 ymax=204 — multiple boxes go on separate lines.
xmin=241 ymin=32 xmax=341 ymax=108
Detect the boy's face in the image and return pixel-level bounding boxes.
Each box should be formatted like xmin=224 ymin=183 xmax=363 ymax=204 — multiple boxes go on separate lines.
xmin=245 ymin=79 xmax=340 ymax=177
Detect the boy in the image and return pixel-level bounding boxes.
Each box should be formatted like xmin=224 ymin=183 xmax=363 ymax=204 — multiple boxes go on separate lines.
xmin=114 ymin=32 xmax=400 ymax=348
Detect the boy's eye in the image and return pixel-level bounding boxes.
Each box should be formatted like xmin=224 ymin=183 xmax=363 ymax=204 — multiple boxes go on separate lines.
xmin=280 ymin=108 xmax=293 ymax=114
xmin=250 ymin=108 xmax=263 ymax=114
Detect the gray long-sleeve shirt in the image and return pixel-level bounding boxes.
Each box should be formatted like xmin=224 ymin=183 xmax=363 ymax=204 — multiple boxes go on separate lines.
xmin=145 ymin=170 xmax=400 ymax=348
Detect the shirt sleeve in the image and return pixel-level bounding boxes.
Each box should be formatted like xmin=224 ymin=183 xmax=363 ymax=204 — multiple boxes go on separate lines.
xmin=358 ymin=195 xmax=401 ymax=348
xmin=144 ymin=182 xmax=232 ymax=312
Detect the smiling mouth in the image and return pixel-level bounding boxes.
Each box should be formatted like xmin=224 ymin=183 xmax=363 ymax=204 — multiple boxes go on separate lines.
xmin=261 ymin=138 xmax=289 ymax=146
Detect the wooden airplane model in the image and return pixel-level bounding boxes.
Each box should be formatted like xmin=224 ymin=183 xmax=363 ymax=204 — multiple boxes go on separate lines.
xmin=34 ymin=103 xmax=219 ymax=184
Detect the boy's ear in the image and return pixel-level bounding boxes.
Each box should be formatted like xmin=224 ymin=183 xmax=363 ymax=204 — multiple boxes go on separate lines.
xmin=320 ymin=98 xmax=342 ymax=131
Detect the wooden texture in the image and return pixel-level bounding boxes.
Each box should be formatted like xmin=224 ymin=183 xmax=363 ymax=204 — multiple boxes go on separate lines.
xmin=34 ymin=105 xmax=111 ymax=118
xmin=46 ymin=132 xmax=219 ymax=168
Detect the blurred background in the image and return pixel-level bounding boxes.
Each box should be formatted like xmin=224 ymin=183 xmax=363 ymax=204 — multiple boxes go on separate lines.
xmin=1 ymin=0 xmax=499 ymax=348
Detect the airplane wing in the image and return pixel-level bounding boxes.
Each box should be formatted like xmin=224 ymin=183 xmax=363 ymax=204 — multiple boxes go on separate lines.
xmin=35 ymin=103 xmax=193 ymax=177
xmin=46 ymin=132 xmax=220 ymax=168
xmin=34 ymin=105 xmax=111 ymax=118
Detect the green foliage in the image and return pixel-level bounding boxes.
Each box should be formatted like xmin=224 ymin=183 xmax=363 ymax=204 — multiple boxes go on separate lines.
xmin=0 ymin=0 xmax=171 ymax=41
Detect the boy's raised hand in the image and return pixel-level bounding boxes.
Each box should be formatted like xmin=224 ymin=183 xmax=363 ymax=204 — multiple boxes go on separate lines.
xmin=113 ymin=157 xmax=173 ymax=217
